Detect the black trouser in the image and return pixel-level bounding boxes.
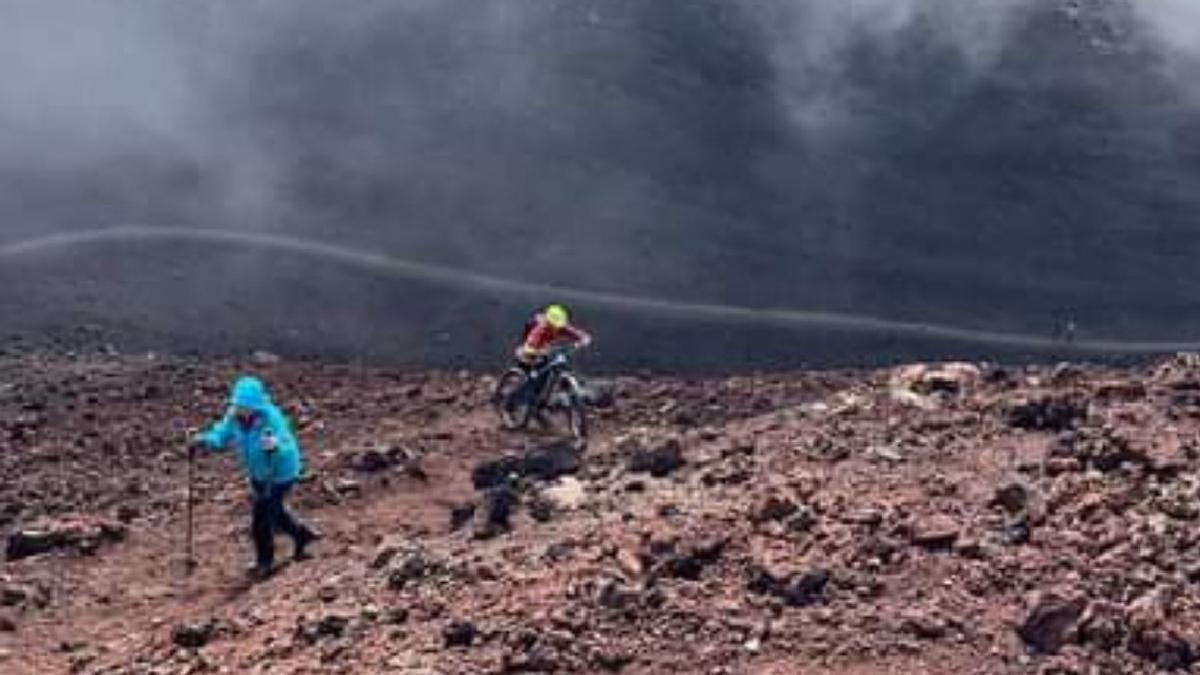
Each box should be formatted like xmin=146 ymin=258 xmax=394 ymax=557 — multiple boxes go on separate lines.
xmin=250 ymin=480 xmax=309 ymax=568
xmin=513 ymin=358 xmax=549 ymax=407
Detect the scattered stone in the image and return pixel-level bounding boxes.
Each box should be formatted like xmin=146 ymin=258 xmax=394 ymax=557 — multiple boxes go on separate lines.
xmin=371 ymin=540 xmax=403 ymax=570
xmin=449 ymin=503 xmax=476 ymax=532
xmin=315 ymin=614 xmax=349 ymax=639
xmin=471 ymin=456 xmax=524 ymax=491
xmin=891 ymin=363 xmax=980 ymax=396
xmin=443 ymin=620 xmax=477 ymax=648
xmin=6 ymin=517 xmax=127 ymax=560
xmin=540 ymin=477 xmax=587 ymax=512
xmin=786 ymin=569 xmax=832 ymax=607
xmin=294 ymin=613 xmax=350 ymax=645
xmin=580 ymin=381 xmax=617 ymax=410
xmin=0 ymin=584 xmax=35 ymax=608
xmin=900 ymin=610 xmax=948 ymax=640
xmin=753 ymin=495 xmax=798 ymax=524
xmin=472 ymin=441 xmax=581 ymax=490
xmin=250 ymin=350 xmax=282 ymax=366
xmin=624 ymin=435 xmax=686 ymax=478
xmin=593 ymin=647 xmax=633 ymax=671
xmin=1128 ymin=626 xmax=1198 ymax=670
xmin=865 ymin=444 xmax=905 ymax=463
xmin=317 ymin=581 xmax=338 ymax=603
xmin=1078 ymin=601 xmax=1126 ymax=650
xmin=521 ymin=441 xmax=583 ymax=483
xmin=333 ymin=478 xmax=362 ymax=496
xmin=1008 ymin=396 xmax=1086 ymax=432
xmin=844 ymin=509 xmax=884 ymax=527
xmin=748 ymin=565 xmax=830 ymax=607
xmin=990 ymin=480 xmax=1030 ymax=514
xmin=616 ymin=548 xmax=644 ymax=578
xmin=952 ymin=537 xmax=989 ymax=560
xmin=354 ymin=449 xmax=392 ymax=473
xmin=385 ymin=547 xmax=442 ymax=590
xmin=384 ymin=607 xmax=409 ymax=625
xmin=597 ymin=581 xmax=643 ymax=611
xmin=911 ymin=516 xmax=960 ymax=550
xmin=172 ymin=618 xmax=219 ymax=649
xmin=1018 ymin=592 xmax=1088 ymax=654
xmin=115 ymin=504 xmax=140 ymax=524
xmin=659 ymin=537 xmax=727 ymax=581
xmin=473 ymin=484 xmax=519 ymax=540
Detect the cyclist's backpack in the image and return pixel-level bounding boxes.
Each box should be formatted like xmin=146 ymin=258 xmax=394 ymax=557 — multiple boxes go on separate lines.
xmin=520 ymin=311 xmax=541 ymax=342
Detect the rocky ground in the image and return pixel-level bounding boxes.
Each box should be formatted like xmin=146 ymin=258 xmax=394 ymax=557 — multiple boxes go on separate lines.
xmin=2 ymin=350 xmax=1200 ymax=673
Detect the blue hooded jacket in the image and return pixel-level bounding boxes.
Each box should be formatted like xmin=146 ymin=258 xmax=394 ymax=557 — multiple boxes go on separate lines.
xmin=200 ymin=376 xmax=303 ymax=485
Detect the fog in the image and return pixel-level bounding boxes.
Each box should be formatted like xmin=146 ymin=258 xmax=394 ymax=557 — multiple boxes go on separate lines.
xmin=1 ymin=1 xmax=1199 ymax=369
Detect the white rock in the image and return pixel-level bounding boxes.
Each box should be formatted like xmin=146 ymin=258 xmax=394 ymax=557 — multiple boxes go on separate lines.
xmin=542 ymin=477 xmax=587 ymax=511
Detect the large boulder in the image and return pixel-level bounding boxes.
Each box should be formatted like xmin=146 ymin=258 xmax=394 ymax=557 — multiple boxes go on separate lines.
xmin=471 ymin=441 xmax=581 ymax=490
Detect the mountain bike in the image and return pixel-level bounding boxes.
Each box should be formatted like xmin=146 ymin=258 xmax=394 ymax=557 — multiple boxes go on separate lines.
xmin=492 ymin=345 xmax=588 ymax=441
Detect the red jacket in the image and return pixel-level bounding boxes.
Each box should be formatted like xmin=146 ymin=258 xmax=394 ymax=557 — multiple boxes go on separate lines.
xmin=521 ymin=318 xmax=590 ymax=353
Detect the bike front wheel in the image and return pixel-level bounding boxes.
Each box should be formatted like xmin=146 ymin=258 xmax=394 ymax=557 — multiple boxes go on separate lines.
xmin=549 ymin=374 xmax=589 ymax=442
xmin=493 ymin=368 xmax=534 ymax=430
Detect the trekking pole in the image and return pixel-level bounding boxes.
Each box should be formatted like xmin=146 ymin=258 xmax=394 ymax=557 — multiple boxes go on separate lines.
xmin=185 ymin=442 xmax=197 ymax=575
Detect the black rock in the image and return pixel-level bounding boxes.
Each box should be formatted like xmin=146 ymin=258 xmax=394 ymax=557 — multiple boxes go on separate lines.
xmin=172 ymin=619 xmax=219 ymax=649
xmin=473 ymin=485 xmax=519 ymax=540
xmin=444 ymin=620 xmax=477 ymax=648
xmin=1008 ymin=396 xmax=1085 ymax=432
xmin=449 ymin=503 xmax=476 ymax=532
xmin=627 ymin=438 xmax=685 ymax=478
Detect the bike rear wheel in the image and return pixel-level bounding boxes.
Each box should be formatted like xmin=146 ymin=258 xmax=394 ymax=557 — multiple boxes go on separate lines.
xmin=493 ymin=369 xmax=534 ymax=430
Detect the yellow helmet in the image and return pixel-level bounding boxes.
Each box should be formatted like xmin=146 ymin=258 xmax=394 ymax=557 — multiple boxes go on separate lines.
xmin=545 ymin=304 xmax=569 ymax=328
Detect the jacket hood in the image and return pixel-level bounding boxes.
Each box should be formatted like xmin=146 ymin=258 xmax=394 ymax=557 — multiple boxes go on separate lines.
xmin=229 ymin=376 xmax=271 ymax=411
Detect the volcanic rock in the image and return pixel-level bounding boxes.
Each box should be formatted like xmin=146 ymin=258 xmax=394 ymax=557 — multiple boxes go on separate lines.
xmin=472 ymin=441 xmax=581 ymax=490
xmin=990 ymin=480 xmax=1031 ymax=514
xmin=910 ymin=515 xmax=960 ymax=550
xmin=539 ymin=477 xmax=586 ymax=512
xmin=473 ymin=484 xmax=519 ymax=540
xmin=385 ymin=546 xmax=443 ymax=590
xmin=623 ymin=434 xmax=685 ymax=478
xmin=1009 ymin=396 xmax=1086 ymax=432
xmin=172 ymin=618 xmax=219 ymax=649
xmin=6 ymin=517 xmax=127 ymax=560
xmin=1018 ymin=592 xmax=1088 ymax=654
xmin=443 ymin=620 xmax=477 ymax=648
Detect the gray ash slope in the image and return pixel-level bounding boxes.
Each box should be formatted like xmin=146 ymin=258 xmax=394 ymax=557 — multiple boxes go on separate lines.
xmin=0 ymin=1 xmax=1198 ymax=369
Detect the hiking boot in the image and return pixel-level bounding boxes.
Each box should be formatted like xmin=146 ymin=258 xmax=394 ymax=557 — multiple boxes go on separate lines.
xmin=246 ymin=561 xmax=274 ymax=581
xmin=293 ymin=528 xmax=321 ymax=561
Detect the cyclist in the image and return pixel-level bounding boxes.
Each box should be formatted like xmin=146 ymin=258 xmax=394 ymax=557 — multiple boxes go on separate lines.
xmin=506 ymin=305 xmax=591 ymax=421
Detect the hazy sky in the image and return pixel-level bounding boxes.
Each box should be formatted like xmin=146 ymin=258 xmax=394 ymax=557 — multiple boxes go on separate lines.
xmin=1 ymin=0 xmax=1199 ymax=360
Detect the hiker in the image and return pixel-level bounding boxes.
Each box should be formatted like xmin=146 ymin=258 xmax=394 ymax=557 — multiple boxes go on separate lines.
xmin=190 ymin=375 xmax=318 ymax=579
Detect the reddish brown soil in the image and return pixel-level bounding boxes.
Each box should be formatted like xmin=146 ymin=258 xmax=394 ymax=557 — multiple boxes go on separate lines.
xmin=2 ymin=353 xmax=1200 ymax=674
